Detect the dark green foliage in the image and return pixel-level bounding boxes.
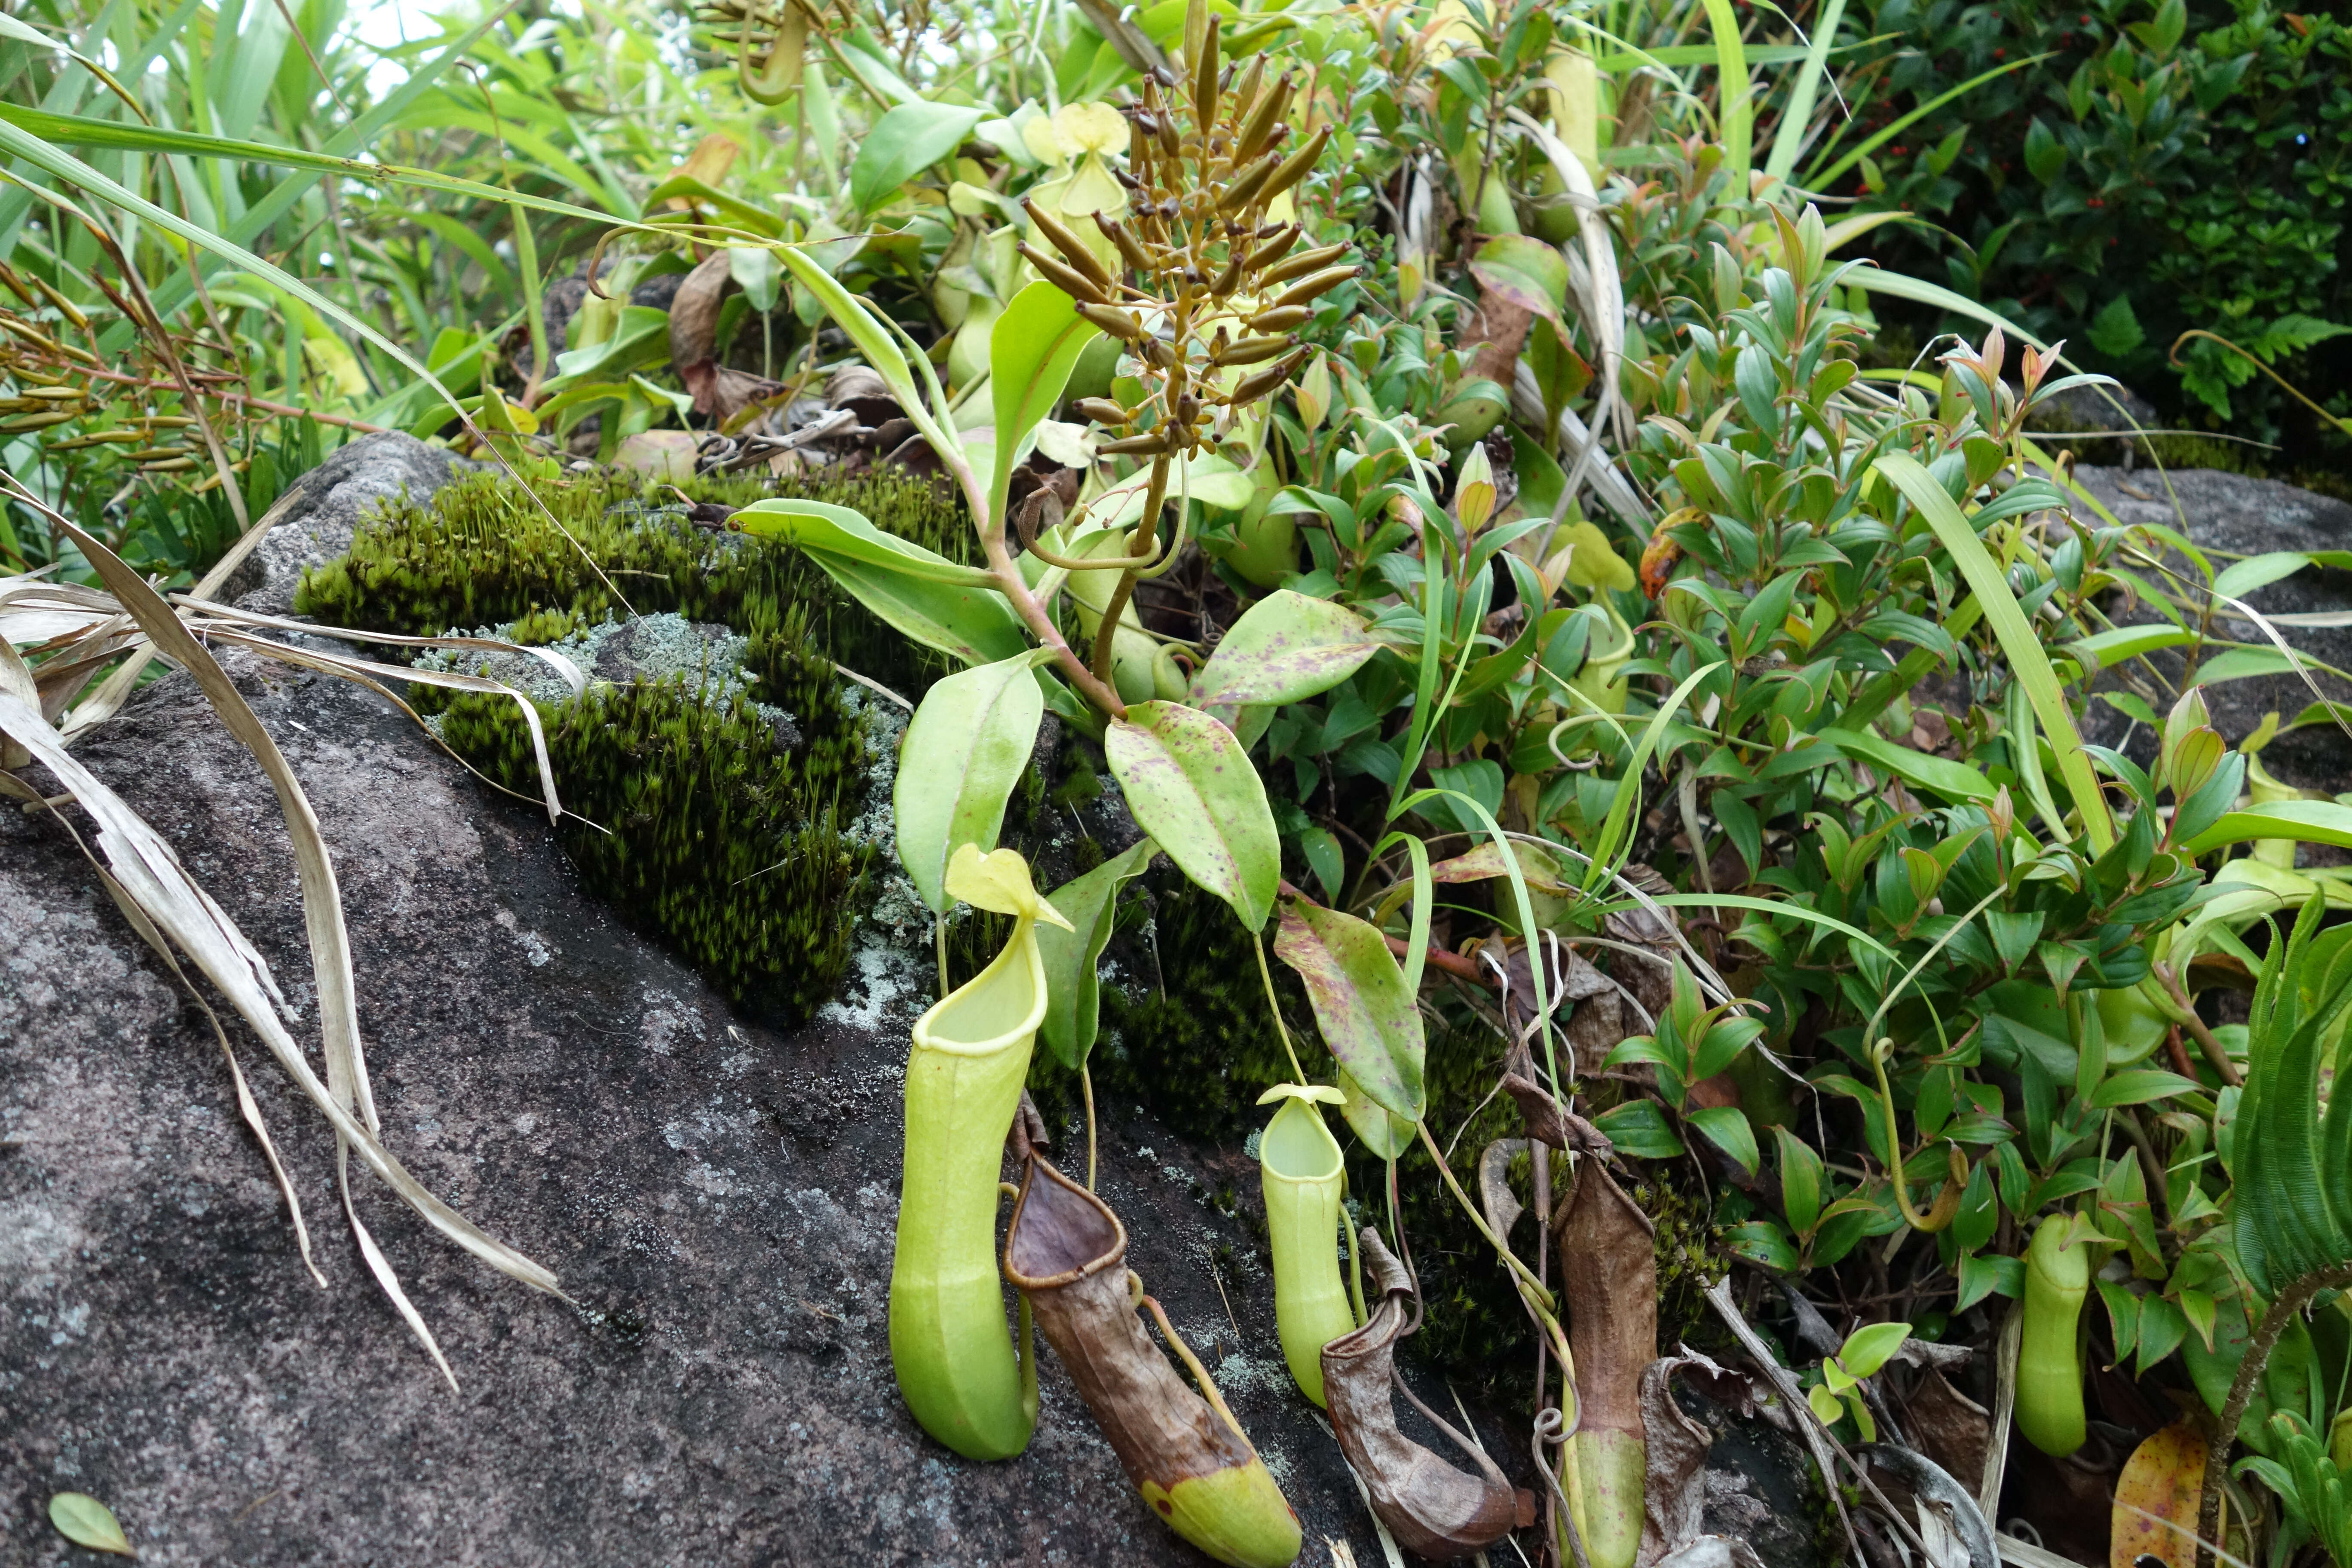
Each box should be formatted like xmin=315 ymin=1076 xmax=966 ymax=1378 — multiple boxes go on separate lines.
xmin=296 ymin=465 xmax=972 ymax=701
xmin=296 ymin=465 xmax=973 ymax=1023
xmin=1846 ymin=0 xmax=2352 ymax=463
xmin=438 ymin=671 xmax=874 ymax=1022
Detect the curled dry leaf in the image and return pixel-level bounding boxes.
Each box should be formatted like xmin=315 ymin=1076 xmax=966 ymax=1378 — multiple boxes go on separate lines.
xmin=1902 ymin=1369 xmax=1993 ymax=1498
xmin=1501 ymin=1068 xmax=1614 ymax=1156
xmin=668 ymin=250 xmax=782 ymax=423
xmin=1321 ymin=1227 xmax=1530 ymax=1559
xmin=1860 ymin=1443 xmax=2001 ymax=1568
xmin=1651 ymin=1538 xmax=1767 ymax=1568
xmin=1637 ymin=1354 xmax=1721 ymax=1566
xmin=1004 ymin=1155 xmax=1302 ymax=1568
xmin=1556 ymin=1158 xmax=1657 ymax=1568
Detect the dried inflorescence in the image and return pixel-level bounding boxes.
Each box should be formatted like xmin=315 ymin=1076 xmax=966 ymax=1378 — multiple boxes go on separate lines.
xmin=1017 ymin=17 xmax=1357 ymax=686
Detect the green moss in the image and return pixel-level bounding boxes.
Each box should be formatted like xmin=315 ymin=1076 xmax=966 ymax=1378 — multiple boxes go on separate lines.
xmin=297 ymin=466 xmax=971 ymax=701
xmin=438 ymin=670 xmax=874 ymax=1020
xmin=299 ymin=466 xmax=965 ymax=1023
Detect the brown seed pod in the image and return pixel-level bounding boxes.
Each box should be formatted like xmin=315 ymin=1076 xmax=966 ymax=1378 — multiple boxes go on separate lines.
xmin=1226 ymin=348 xmax=1309 ymax=406
xmin=1214 ymin=334 xmax=1296 ymax=367
xmin=1097 ymin=429 xmax=1176 ymax=456
xmin=1191 ymin=15 xmax=1222 ymax=135
xmin=1234 ymin=74 xmax=1293 ymax=163
xmin=1022 ymin=200 xmax=1115 ymax=292
xmin=1017 ymin=242 xmax=1114 ymax=306
xmin=1077 ymin=303 xmax=1145 ymax=341
xmin=1264 ymin=265 xmax=1359 ymax=314
xmin=1259 ymin=124 xmax=1332 ymax=204
xmin=1230 ymin=55 xmax=1266 ymax=129
xmin=1216 ymin=151 xmax=1283 ymax=214
xmin=1004 ymin=1155 xmax=1304 ymax=1568
xmin=1245 ymin=305 xmax=1312 ymax=333
xmin=1254 ymin=239 xmax=1348 ymax=289
xmin=1073 ymin=398 xmax=1131 ymax=427
xmin=1321 ymin=1229 xmax=1530 ymax=1559
xmin=1210 ymin=242 xmax=1250 ymax=299
xmin=1140 ymin=336 xmax=1178 ymax=370
xmin=1094 ymin=214 xmax=1155 ymax=275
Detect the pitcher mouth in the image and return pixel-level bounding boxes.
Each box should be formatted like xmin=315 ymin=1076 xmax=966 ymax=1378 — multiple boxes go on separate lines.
xmin=1258 ymin=1096 xmax=1343 ymax=1188
xmin=1004 ymin=1154 xmax=1127 ymax=1289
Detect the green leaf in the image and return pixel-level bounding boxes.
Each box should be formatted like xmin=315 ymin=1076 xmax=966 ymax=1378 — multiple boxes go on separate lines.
xmin=1298 ymin=826 xmax=1345 ymax=904
xmin=732 ymin=499 xmax=1025 ymax=666
xmin=2183 ymin=802 xmax=2352 ymax=857
xmin=849 ymin=101 xmax=986 ymax=212
xmin=2023 ymin=117 xmax=2066 ymax=184
xmin=1036 ymin=836 xmax=1158 ymax=1070
xmin=2214 ymin=552 xmax=2328 ymax=600
xmin=1592 ymin=1098 xmax=1686 ymax=1159
xmin=1839 ymin=1319 xmax=1915 ymax=1379
xmin=1189 ymin=591 xmax=1380 ymax=710
xmin=2088 ymin=296 xmax=2145 ymax=359
xmin=894 ymin=650 xmax=1056 ymax=915
xmin=1775 ymin=1125 xmax=1824 ymax=1234
xmin=1336 ymin=1065 xmax=1416 ymax=1159
xmin=1807 ymin=1381 xmax=1847 ymax=1427
xmin=1726 ymin=1219 xmax=1801 ymax=1273
xmin=48 ymin=1493 xmax=133 ymax=1557
xmin=1688 ymin=1104 xmax=1760 ymax=1175
xmin=1817 ymin=726 xmax=1997 ymax=803
xmin=544 ymin=305 xmax=672 ymax=388
xmin=1763 ymin=0 xmax=1849 ymax=184
xmin=989 ymin=281 xmax=1102 ymax=535
xmin=1588 ymin=662 xmax=1726 ymax=885
xmin=1697 ymin=0 xmax=1753 ymax=190
xmin=2075 ymin=622 xmax=2198 ymax=667
xmin=2089 ymin=1069 xmax=2203 ymax=1109
xmin=775 ymin=247 xmax=932 ymax=435
xmin=1104 ymin=701 xmax=1280 ymax=930
xmin=1879 ymin=451 xmax=2116 ymax=853
xmin=1274 ymin=896 xmax=1426 ymax=1122
xmin=1467 ymin=234 xmax=1569 ymax=323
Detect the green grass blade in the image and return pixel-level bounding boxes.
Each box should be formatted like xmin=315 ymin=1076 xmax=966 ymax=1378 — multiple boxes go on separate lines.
xmin=1586 ymin=660 xmax=1725 ymax=891
xmin=0 ymin=120 xmax=467 ymax=423
xmin=1761 ymin=0 xmax=1845 ymax=187
xmin=1 ymin=105 xmax=628 ymax=228
xmin=1878 ymin=451 xmax=2115 ymax=854
xmin=1697 ymin=0 xmax=1752 ymax=192
xmin=1802 ymin=54 xmax=2051 ymax=192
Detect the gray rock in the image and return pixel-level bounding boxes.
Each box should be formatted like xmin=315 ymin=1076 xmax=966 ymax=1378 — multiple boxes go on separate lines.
xmin=230 ymin=431 xmax=474 ymax=616
xmin=1 ymin=458 xmax=1518 ymax=1564
xmin=2074 ymin=465 xmax=2352 ymax=793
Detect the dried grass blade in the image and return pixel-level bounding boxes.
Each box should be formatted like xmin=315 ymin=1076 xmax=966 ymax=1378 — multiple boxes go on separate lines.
xmin=183 ymin=598 xmax=588 ymax=700
xmin=340 ymin=1150 xmax=459 ymax=1391
xmin=83 ymin=853 xmax=325 ymax=1289
xmin=202 ymin=628 xmax=566 ymax=824
xmin=0 ymin=692 xmax=559 ymax=1297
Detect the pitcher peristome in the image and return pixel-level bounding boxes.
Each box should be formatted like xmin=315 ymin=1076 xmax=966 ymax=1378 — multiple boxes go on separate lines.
xmin=889 ymin=845 xmax=1073 ymax=1461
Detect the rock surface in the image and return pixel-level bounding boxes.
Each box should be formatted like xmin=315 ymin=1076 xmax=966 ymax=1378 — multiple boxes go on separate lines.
xmin=2073 ymin=464 xmax=2352 ymax=790
xmin=1 ymin=437 xmax=1535 ymax=1565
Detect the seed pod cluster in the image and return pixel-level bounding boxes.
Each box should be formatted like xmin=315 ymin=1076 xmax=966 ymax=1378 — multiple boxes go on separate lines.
xmin=1021 ymin=15 xmax=1357 ymax=462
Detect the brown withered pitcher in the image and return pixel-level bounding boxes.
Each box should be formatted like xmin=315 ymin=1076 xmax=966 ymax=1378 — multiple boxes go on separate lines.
xmin=1322 ymin=1227 xmax=1534 ymax=1559
xmin=1003 ymin=1155 xmax=1302 ymax=1568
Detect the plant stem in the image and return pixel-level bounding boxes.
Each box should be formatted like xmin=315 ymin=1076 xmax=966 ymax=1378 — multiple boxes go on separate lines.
xmin=1090 ymin=456 xmax=1170 ymax=690
xmin=1082 ymin=1064 xmax=1098 ymax=1191
xmin=936 ymin=914 xmax=949 ymax=1000
xmin=1253 ymin=932 xmax=1307 ymax=1084
xmin=2197 ymin=1263 xmax=2352 ymax=1568
xmin=1414 ymin=1119 xmax=1557 ymax=1313
xmin=2157 ymin=962 xmax=2242 ymax=1087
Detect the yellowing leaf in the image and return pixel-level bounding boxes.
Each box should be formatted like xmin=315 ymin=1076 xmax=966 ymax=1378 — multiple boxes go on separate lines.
xmin=49 ymin=1493 xmax=134 ymax=1557
xmin=1560 ymin=519 xmax=1636 ymax=592
xmin=2111 ymin=1421 xmax=2205 ymax=1568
